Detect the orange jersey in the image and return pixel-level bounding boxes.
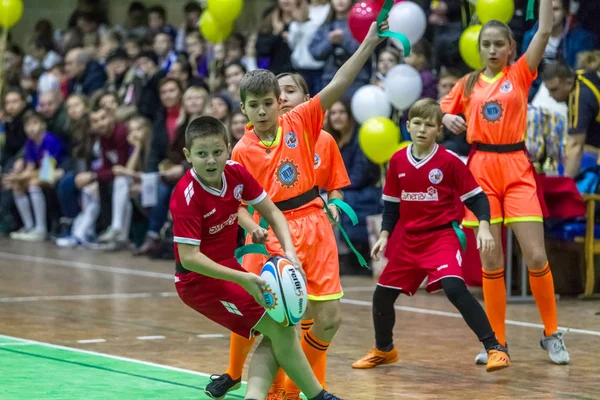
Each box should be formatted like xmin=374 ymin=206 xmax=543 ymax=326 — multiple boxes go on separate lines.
xmin=440 ymin=55 xmax=537 ymax=145
xmin=314 ymin=130 xmax=350 ymax=192
xmin=232 ymin=96 xmax=324 ymax=211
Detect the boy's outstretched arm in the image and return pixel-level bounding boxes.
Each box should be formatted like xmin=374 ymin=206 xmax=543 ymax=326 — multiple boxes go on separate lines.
xmin=317 ymin=19 xmax=389 ymax=111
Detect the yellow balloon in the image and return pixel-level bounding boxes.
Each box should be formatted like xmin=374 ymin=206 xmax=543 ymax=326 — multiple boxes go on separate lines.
xmin=476 ymin=0 xmax=514 ymax=24
xmin=459 ymin=25 xmax=483 ymax=70
xmin=0 ymin=0 xmax=24 ymax=28
xmin=359 ymin=117 xmax=401 ymax=165
xmin=207 ymin=0 xmax=243 ymax=24
xmin=200 ymin=11 xmax=233 ymax=44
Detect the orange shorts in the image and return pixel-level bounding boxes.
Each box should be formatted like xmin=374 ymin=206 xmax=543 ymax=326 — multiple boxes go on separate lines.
xmin=463 ymin=151 xmax=543 ymax=226
xmin=241 ymin=206 xmax=342 ymax=301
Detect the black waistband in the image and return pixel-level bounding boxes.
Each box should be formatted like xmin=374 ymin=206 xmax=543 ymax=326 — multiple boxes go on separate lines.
xmin=406 ymin=221 xmax=455 ymax=234
xmin=175 ymin=262 xmax=191 ymax=274
xmin=473 ymin=141 xmax=525 ymax=153
xmin=274 ymin=186 xmax=321 ymax=212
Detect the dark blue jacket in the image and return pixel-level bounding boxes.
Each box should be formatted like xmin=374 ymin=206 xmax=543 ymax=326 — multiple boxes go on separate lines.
xmin=339 ymin=129 xmax=383 ymax=243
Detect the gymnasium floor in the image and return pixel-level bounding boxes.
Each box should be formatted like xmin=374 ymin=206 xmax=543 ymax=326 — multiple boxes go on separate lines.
xmin=1 ymin=239 xmax=599 ymax=400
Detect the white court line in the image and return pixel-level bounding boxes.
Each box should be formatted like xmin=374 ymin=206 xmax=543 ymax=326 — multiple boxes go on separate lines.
xmin=137 ymin=336 xmax=165 ymax=340
xmin=197 ymin=334 xmax=225 ymax=339
xmin=0 ymin=292 xmax=177 ymax=303
xmin=0 ymin=333 xmax=240 ymax=381
xmin=2 ymin=251 xmax=600 ymax=337
xmin=77 ymin=339 xmax=106 ymax=344
xmin=0 ymin=342 xmax=36 ymax=346
xmin=340 ymin=298 xmax=600 ymax=337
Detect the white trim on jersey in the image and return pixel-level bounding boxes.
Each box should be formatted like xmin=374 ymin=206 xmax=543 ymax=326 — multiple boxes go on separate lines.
xmin=382 ymin=194 xmax=401 ymax=203
xmin=174 ymin=236 xmax=201 ymax=246
xmin=460 ymin=186 xmax=483 ymax=202
xmin=191 ymin=169 xmax=228 ymax=198
xmin=245 ymin=190 xmax=267 ymax=206
xmin=407 ymin=143 xmax=439 ymax=169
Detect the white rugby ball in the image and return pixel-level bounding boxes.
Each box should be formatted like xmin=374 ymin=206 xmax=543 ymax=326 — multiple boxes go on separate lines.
xmin=260 ymin=256 xmax=307 ymax=326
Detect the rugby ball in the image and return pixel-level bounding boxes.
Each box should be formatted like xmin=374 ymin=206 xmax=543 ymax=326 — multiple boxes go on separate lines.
xmin=260 ymin=256 xmax=308 ymax=326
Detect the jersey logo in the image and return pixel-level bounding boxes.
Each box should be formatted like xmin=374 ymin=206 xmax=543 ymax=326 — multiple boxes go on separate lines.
xmin=401 ymin=186 xmax=438 ymax=201
xmin=481 ymin=100 xmax=504 ymax=123
xmin=314 ymin=153 xmax=321 ymax=169
xmin=184 ymin=181 xmax=194 ymax=205
xmin=221 ymin=301 xmax=243 ymax=316
xmin=456 ymin=250 xmax=462 ymax=267
xmin=275 ymin=158 xmax=300 ymax=188
xmin=233 ymin=184 xmax=244 ymax=201
xmin=398 ymin=173 xmax=406 ymax=178
xmin=209 ymin=213 xmax=238 ymax=234
xmin=500 ymin=81 xmax=513 ymax=93
xmin=204 ymin=208 xmax=216 ymax=218
xmin=284 ymin=132 xmax=298 ymax=149
xmin=429 ymin=168 xmax=443 ymax=184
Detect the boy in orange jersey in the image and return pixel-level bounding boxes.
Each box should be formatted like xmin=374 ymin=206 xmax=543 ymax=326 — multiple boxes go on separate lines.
xmin=204 ymin=19 xmax=389 ymax=400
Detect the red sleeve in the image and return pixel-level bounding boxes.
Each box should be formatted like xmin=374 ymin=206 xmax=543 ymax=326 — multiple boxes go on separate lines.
xmin=449 ymin=155 xmax=483 ymax=202
xmin=439 ymin=77 xmax=466 ymax=115
xmin=382 ymin=153 xmax=401 ymax=202
xmin=288 ymin=96 xmax=325 ymax=146
xmin=170 ymin=183 xmax=203 ymax=246
xmin=234 ymin=161 xmax=268 ymax=205
xmin=512 ymin=55 xmax=538 ymax=91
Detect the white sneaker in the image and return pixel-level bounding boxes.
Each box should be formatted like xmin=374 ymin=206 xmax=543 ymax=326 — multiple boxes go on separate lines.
xmin=19 ymin=230 xmax=46 ymax=242
xmin=540 ymin=331 xmax=570 ymax=364
xmin=98 ymin=227 xmax=121 ymax=243
xmin=9 ymin=227 xmax=31 ymax=240
xmin=475 ymin=349 xmax=488 ymax=365
xmin=56 ymin=235 xmax=80 ymax=248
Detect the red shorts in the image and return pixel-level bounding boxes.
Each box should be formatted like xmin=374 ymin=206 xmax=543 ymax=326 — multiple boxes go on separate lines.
xmin=378 ymin=229 xmax=465 ymax=296
xmin=175 ymin=258 xmax=267 ymax=339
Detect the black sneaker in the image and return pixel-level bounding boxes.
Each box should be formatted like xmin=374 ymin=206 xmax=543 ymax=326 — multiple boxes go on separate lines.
xmin=310 ymin=390 xmax=344 ymax=400
xmin=204 ymin=373 xmax=242 ymax=399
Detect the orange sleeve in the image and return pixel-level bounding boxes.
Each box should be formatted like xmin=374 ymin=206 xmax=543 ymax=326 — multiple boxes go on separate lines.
xmin=512 ymin=55 xmax=538 ymax=90
xmin=323 ymin=133 xmax=350 ymax=191
xmin=286 ymin=95 xmax=324 ymax=147
xmin=439 ymin=77 xmax=466 ymax=115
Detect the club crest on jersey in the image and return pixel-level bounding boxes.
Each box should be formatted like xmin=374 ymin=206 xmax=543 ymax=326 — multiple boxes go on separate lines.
xmin=233 ymin=184 xmax=244 ymax=201
xmin=314 ymin=153 xmax=321 ymax=169
xmin=284 ymin=132 xmax=298 ymax=149
xmin=500 ymin=81 xmax=513 ymax=93
xmin=481 ymin=100 xmax=504 ymax=123
xmin=429 ymin=168 xmax=443 ymax=184
xmin=275 ymin=158 xmax=300 ymax=188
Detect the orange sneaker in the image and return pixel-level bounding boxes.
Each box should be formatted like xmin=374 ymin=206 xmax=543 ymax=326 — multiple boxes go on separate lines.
xmin=486 ymin=349 xmax=511 ymax=372
xmin=351 ymin=346 xmax=399 ymax=369
xmin=267 ymin=388 xmax=286 ymax=400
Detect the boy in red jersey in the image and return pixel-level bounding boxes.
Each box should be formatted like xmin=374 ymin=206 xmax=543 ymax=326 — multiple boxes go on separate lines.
xmin=206 ymin=19 xmax=389 ymax=400
xmin=352 ymin=99 xmax=510 ymax=373
xmin=171 ymin=116 xmax=342 ymax=400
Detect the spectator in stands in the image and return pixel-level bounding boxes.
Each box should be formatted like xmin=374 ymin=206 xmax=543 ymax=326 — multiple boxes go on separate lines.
xmin=230 ymin=110 xmax=248 ymax=149
xmin=437 ymin=68 xmax=470 ymax=157
xmin=209 ymin=94 xmax=233 ymax=128
xmin=224 ymin=61 xmax=246 ymax=102
xmin=148 ymin=5 xmax=177 ymax=42
xmin=175 ymin=2 xmax=203 ymax=52
xmin=119 ymin=2 xmax=150 ymax=41
xmin=577 ymin=50 xmax=600 ymax=72
xmin=310 ymin=0 xmax=371 ymax=97
xmin=256 ymin=0 xmax=296 ymax=75
xmin=5 ymin=111 xmax=65 ymax=241
xmin=168 ymin=56 xmax=195 ymax=91
xmin=185 ymin=32 xmax=209 ymax=79
xmin=98 ymin=30 xmax=123 ymax=63
xmin=325 ymin=99 xmax=382 ymax=275
xmin=543 ymin=63 xmax=600 ymax=177
xmin=4 ymin=44 xmax=24 ymax=88
xmin=153 ymin=32 xmax=178 ymax=72
xmin=37 ymin=90 xmax=70 ymax=147
xmin=61 ymin=27 xmax=86 ymax=55
xmin=427 ymin=0 xmax=470 ymax=73
xmin=65 ymin=47 xmax=107 ymax=96
xmin=135 ymin=51 xmax=167 ymax=120
xmin=23 ymin=35 xmax=62 ymax=77
xmin=373 ymin=47 xmax=400 ymax=88
xmin=406 ymin=39 xmax=438 ymax=100
xmin=104 ymin=48 xmax=142 ymax=109
xmin=124 ymin=36 xmax=144 ymax=61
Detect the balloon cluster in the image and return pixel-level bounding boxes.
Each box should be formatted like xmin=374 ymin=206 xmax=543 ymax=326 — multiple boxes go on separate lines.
xmin=349 ymin=1 xmax=426 ymax=164
xmin=459 ymin=0 xmax=515 ymax=70
xmin=200 ymin=0 xmax=244 ymax=44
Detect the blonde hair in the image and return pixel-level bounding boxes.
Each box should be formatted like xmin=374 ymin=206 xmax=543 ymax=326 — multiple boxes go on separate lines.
xmin=408 ymin=98 xmax=443 ymax=125
xmin=177 ymin=86 xmax=209 ymax=126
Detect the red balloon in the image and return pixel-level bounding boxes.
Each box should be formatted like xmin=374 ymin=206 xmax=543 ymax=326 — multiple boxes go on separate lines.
xmin=348 ymin=1 xmax=382 ymax=43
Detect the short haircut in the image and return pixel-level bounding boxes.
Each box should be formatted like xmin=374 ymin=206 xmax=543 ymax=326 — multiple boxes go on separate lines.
xmin=408 ymin=98 xmax=443 ymax=125
xmin=23 ymin=110 xmax=46 ymax=125
xmin=148 ymin=5 xmax=166 ymax=18
xmin=542 ymin=63 xmax=575 ymax=81
xmin=184 ymin=1 xmax=202 ymax=13
xmin=185 ymin=116 xmax=229 ymax=149
xmin=239 ymin=69 xmax=280 ymax=104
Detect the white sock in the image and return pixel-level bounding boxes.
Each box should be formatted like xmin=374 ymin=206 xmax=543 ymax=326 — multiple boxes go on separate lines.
xmin=29 ymin=187 xmax=47 ymax=233
xmin=14 ymin=193 xmax=34 ymax=230
xmin=111 ymin=176 xmax=130 ymax=233
xmin=74 ymin=188 xmax=100 ymax=240
xmin=117 ymin=201 xmax=132 ymax=242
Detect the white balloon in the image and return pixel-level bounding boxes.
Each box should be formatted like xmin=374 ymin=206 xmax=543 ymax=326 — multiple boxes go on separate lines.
xmin=383 ymin=64 xmax=422 ymax=110
xmin=388 ymin=1 xmax=427 ymax=50
xmin=350 ymin=85 xmax=392 ymax=124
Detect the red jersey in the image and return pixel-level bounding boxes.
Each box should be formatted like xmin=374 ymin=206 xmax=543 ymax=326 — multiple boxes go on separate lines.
xmin=382 ymin=144 xmax=482 ymax=232
xmin=170 ymin=161 xmax=266 ymax=264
